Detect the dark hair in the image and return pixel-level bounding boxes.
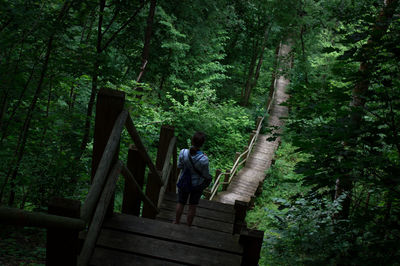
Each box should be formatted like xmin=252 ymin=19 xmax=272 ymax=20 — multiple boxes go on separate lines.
xmin=190 ymin=131 xmax=205 ymax=156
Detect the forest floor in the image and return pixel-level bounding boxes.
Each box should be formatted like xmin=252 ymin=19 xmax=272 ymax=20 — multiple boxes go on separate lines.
xmin=0 ymin=226 xmax=46 ymax=265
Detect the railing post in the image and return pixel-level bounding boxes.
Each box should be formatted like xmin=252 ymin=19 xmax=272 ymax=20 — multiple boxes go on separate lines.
xmin=122 ymin=145 xmax=146 ymax=216
xmin=233 ymin=200 xmax=248 ymax=235
xmin=222 ymin=169 xmax=230 ymax=191
xmin=248 ymin=131 xmax=256 ymax=146
xmin=240 ymin=228 xmax=264 ymax=266
xmin=46 ymin=198 xmax=81 ymax=266
xmin=166 ymin=141 xmax=178 ymax=193
xmin=143 ymin=125 xmax=174 ymax=219
xmin=91 ymin=88 xmax=125 ymax=218
xmin=206 ymin=169 xmax=221 ymax=199
xmin=256 ymin=116 xmax=262 ymax=128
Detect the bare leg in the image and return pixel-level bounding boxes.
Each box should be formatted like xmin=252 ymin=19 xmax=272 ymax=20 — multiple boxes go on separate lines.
xmin=174 ymin=203 xmax=184 ymax=224
xmin=187 ymin=205 xmax=197 ymax=226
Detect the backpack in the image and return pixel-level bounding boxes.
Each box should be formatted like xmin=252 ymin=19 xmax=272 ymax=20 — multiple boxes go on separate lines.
xmin=177 ymin=150 xmax=203 ymax=193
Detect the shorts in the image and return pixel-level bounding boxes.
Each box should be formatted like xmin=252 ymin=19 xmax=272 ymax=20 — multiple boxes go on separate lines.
xmin=178 ymin=187 xmax=203 ymax=205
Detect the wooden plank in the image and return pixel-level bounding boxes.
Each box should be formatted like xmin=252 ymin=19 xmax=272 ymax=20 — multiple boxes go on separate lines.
xmin=103 ymin=214 xmax=242 ymax=254
xmin=82 ymin=109 xmax=127 ymax=223
xmin=159 ymin=200 xmax=234 ymax=223
xmin=229 ymin=181 xmax=258 ymax=191
xmin=79 ymin=162 xmax=122 ymax=266
xmin=125 ymin=113 xmax=162 ymax=186
xmin=0 ymin=206 xmax=84 ymax=230
xmin=226 ymin=190 xmax=253 ymax=198
xmin=230 ymin=179 xmax=259 ymax=189
xmin=90 ymin=247 xmax=182 ymax=266
xmin=122 ymin=146 xmax=145 ymax=216
xmin=95 ymin=229 xmax=242 ymax=266
xmin=91 ymin=88 xmax=125 ymax=219
xmin=157 ymin=209 xmax=233 ymax=234
xmin=162 ymin=192 xmax=234 ymax=214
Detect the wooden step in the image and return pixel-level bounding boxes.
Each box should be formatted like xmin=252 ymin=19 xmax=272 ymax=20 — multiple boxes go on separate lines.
xmin=156 ymin=209 xmax=233 ymax=234
xmin=162 ymin=192 xmax=234 ymax=214
xmin=88 ymin=214 xmax=243 ymax=265
xmin=160 ymin=198 xmax=234 ymax=223
xmin=103 ymin=214 xmax=242 ymax=254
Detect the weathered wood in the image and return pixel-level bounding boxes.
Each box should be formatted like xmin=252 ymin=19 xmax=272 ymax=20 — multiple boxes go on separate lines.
xmin=156 ymin=129 xmax=176 ymax=208
xmin=240 ymin=228 xmax=264 ymax=266
xmin=122 ymin=145 xmax=145 ymax=216
xmin=47 ymin=198 xmax=81 ymax=266
xmin=222 ymin=169 xmax=230 ymax=191
xmin=103 ymin=214 xmax=243 ymax=254
xmin=91 ymin=247 xmax=182 ymax=266
xmin=157 ymin=209 xmax=233 ymax=234
xmin=166 ymin=141 xmax=178 ymax=193
xmin=160 ymin=136 xmax=176 ymax=185
xmin=78 ymin=161 xmax=122 ymax=266
xmin=0 ymin=207 xmax=85 ymax=230
xmin=207 ymin=169 xmax=222 ymax=199
xmin=157 ymin=162 xmax=172 ymax=208
xmin=142 ymin=171 xmax=161 ymax=219
xmin=143 ymin=126 xmax=174 ymax=219
xmin=125 ymin=113 xmax=162 ymax=186
xmin=162 ymin=192 xmax=234 ymax=214
xmin=248 ymin=132 xmax=255 ymax=146
xmin=120 ymin=164 xmax=160 ymax=214
xmin=159 ymin=200 xmax=234 ymax=223
xmin=91 ymin=88 xmax=125 ymax=219
xmin=233 ymin=200 xmax=248 ymax=235
xmin=95 ymin=229 xmax=242 ymax=265
xmin=81 ymin=109 xmax=127 ymax=223
xmin=155 ymin=125 xmax=175 ymax=171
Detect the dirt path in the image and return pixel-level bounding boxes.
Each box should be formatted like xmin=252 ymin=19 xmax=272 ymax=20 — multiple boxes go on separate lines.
xmin=213 ymin=44 xmax=291 ymax=205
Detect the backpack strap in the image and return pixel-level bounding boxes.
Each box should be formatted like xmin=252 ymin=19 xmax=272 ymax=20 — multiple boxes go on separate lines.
xmin=186 ymin=149 xmax=204 ymax=177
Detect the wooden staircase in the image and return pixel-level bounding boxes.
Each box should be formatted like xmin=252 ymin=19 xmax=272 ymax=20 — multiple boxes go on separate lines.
xmin=85 ymin=192 xmax=244 ymax=265
xmin=1 ymin=89 xmax=264 ymax=266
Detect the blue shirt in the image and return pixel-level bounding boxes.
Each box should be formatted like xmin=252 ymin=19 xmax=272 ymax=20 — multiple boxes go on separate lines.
xmin=178 ymin=149 xmax=212 ymax=187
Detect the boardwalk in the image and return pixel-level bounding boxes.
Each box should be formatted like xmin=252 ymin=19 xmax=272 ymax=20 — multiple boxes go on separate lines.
xmin=213 ymin=44 xmax=291 ymax=205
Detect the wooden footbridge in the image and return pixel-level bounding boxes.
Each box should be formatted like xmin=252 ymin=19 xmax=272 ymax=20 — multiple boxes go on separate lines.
xmin=0 ymin=88 xmax=266 ymax=266
xmin=208 ymin=43 xmax=290 ymax=207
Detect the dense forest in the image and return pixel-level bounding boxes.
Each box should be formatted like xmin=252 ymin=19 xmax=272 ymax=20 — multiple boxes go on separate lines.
xmin=0 ymin=0 xmax=399 ymax=265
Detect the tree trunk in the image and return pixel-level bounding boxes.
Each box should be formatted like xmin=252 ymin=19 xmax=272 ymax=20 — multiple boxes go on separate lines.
xmin=77 ymin=0 xmax=145 ymax=160
xmin=250 ymin=24 xmax=272 ymax=91
xmin=0 ymin=1 xmax=72 ymax=205
xmin=266 ymin=43 xmax=281 ymax=108
xmin=241 ymin=40 xmax=259 ymax=106
xmin=78 ymin=0 xmax=105 ymax=159
xmin=335 ymin=0 xmax=399 ymax=219
xmin=141 ymin=0 xmax=156 ymax=73
xmin=299 ymin=25 xmax=308 ymax=84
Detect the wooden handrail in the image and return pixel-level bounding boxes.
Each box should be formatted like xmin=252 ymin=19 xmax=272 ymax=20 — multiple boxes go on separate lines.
xmin=125 ymin=113 xmax=163 ymax=186
xmin=0 ymin=207 xmax=85 ymax=230
xmin=156 ymin=136 xmax=176 ymax=207
xmin=120 ymin=163 xmax=160 ymax=214
xmin=78 ymin=161 xmax=123 ymax=266
xmin=160 ymin=136 xmax=176 ymax=185
xmin=80 ymin=110 xmax=128 ymax=223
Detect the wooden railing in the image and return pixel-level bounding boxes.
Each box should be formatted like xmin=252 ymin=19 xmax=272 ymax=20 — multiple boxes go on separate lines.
xmin=78 ymin=89 xmax=177 ymax=266
xmin=208 ymin=85 xmax=277 ymax=201
xmin=0 ymin=88 xmax=178 ymax=266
